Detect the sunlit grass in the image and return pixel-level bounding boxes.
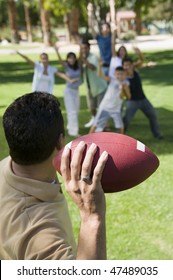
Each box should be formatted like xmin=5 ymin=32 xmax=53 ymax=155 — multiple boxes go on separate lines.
xmin=0 ymin=49 xmax=173 ymax=259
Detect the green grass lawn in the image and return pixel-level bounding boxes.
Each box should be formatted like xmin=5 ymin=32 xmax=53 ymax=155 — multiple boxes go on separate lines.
xmin=0 ymin=49 xmax=173 ymax=260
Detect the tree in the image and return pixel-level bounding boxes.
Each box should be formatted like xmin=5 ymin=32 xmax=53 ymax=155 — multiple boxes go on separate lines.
xmin=0 ymin=0 xmax=8 ymax=27
xmin=63 ymin=8 xmax=80 ymax=42
xmin=122 ymin=0 xmax=156 ymax=34
xmin=44 ymin=0 xmax=87 ymax=42
xmin=144 ymin=0 xmax=173 ymax=33
xmin=23 ymin=1 xmax=32 ymax=42
xmin=7 ymin=0 xmax=20 ymax=43
xmin=40 ymin=0 xmax=52 ymax=46
xmin=146 ymin=0 xmax=173 ymax=21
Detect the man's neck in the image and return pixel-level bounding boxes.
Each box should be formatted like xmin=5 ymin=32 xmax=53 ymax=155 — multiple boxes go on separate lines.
xmin=11 ymin=155 xmax=57 ymax=184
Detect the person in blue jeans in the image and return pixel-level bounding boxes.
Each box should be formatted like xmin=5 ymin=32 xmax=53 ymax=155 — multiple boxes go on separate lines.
xmin=122 ymin=57 xmax=164 ymax=140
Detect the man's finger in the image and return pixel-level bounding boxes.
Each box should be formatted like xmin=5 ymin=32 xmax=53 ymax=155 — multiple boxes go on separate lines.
xmin=70 ymin=141 xmax=86 ymax=181
xmin=92 ymin=151 xmax=108 ymax=185
xmin=80 ymin=143 xmax=97 ymax=179
xmin=60 ymin=146 xmax=71 ymax=182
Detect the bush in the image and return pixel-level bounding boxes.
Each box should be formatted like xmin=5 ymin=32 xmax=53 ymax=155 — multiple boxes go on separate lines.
xmin=0 ymin=26 xmax=12 ymax=42
xmin=79 ymin=32 xmax=93 ymax=41
xmin=120 ymin=30 xmax=136 ymax=41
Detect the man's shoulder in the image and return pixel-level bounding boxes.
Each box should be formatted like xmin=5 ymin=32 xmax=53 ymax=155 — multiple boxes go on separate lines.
xmin=0 ymin=156 xmax=10 ymax=169
xmin=88 ymin=53 xmax=98 ymax=64
xmin=88 ymin=52 xmax=97 ymax=59
xmin=134 ymin=70 xmax=140 ymax=76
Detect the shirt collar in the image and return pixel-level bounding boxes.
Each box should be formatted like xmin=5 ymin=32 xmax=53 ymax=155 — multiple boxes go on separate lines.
xmin=4 ymin=157 xmax=62 ymax=202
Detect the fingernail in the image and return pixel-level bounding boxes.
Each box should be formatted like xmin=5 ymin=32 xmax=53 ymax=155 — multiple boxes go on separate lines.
xmin=78 ymin=141 xmax=85 ymax=147
xmin=101 ymin=151 xmax=108 ymax=160
xmin=63 ymin=145 xmax=70 ymax=155
xmin=90 ymin=143 xmax=97 ymax=149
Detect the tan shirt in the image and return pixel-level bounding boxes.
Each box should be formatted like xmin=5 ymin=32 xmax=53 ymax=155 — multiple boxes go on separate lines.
xmin=0 ymin=157 xmax=76 ymax=260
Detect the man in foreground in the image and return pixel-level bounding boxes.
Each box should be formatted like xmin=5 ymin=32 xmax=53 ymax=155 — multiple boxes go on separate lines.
xmin=0 ymin=92 xmax=108 ymax=260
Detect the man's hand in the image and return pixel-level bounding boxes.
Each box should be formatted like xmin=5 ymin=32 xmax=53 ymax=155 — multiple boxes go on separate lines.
xmin=61 ymin=141 xmax=108 ymax=259
xmin=60 ymin=141 xmax=108 ymax=218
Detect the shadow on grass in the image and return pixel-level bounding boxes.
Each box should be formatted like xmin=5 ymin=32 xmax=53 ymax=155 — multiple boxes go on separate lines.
xmin=140 ymin=63 xmax=173 ymax=86
xmin=1 ymin=50 xmax=173 ymax=86
xmin=129 ymin=50 xmax=173 ymax=86
xmin=0 ymin=94 xmax=172 ymax=160
xmin=143 ymin=50 xmax=173 ymax=63
xmin=0 ymin=60 xmax=66 ymax=85
xmin=121 ymin=107 xmax=173 ymax=155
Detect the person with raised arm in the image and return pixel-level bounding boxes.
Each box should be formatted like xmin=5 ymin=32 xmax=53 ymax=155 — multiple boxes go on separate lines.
xmin=80 ymin=40 xmax=107 ymax=128
xmin=109 ymin=28 xmax=144 ymax=80
xmin=16 ymin=51 xmax=78 ymax=94
xmin=54 ymin=45 xmax=82 ymax=137
xmin=87 ymin=2 xmax=113 ymax=76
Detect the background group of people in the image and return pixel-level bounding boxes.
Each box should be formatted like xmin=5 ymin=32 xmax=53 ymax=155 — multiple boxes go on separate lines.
xmin=16 ymin=15 xmax=163 ymax=140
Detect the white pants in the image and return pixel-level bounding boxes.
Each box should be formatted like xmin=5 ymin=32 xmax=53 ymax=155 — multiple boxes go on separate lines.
xmin=95 ymin=109 xmax=123 ymax=131
xmin=64 ymin=87 xmax=80 ymax=136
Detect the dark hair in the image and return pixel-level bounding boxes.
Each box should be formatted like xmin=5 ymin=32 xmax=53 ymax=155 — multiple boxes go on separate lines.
xmin=115 ymin=66 xmax=124 ymax=72
xmin=40 ymin=52 xmax=48 ymax=59
xmin=117 ymin=46 xmax=128 ymax=58
xmin=81 ymin=38 xmax=90 ymax=48
xmin=3 ymin=92 xmax=65 ymax=165
xmin=122 ymin=56 xmax=133 ymax=65
xmin=100 ymin=22 xmax=110 ymax=30
xmin=66 ymin=52 xmax=79 ymax=70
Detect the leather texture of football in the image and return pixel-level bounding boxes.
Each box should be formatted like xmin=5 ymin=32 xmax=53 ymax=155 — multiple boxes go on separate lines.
xmin=53 ymin=132 xmax=160 ymax=193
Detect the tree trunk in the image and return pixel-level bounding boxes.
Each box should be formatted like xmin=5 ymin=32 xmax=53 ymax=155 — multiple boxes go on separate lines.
xmin=7 ymin=0 xmax=20 ymax=43
xmin=109 ymin=0 xmax=116 ymax=25
xmin=24 ymin=1 xmax=32 ymax=42
xmin=40 ymin=0 xmax=52 ymax=46
xmin=64 ymin=8 xmax=80 ymax=43
xmin=63 ymin=14 xmax=70 ymax=42
xmin=134 ymin=5 xmax=142 ymax=35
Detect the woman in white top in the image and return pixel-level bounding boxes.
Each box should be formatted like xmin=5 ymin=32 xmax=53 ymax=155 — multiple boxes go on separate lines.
xmin=16 ymin=51 xmax=77 ymax=94
xmin=109 ymin=30 xmax=144 ymax=80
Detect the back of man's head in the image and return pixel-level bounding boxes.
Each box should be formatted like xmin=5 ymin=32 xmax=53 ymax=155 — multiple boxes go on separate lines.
xmin=3 ymin=92 xmax=65 ymax=165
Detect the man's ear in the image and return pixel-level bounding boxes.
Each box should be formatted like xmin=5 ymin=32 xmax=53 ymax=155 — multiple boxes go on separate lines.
xmin=56 ymin=133 xmax=65 ymax=151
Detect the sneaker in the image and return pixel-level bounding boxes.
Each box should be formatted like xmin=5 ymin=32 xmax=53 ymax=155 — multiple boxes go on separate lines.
xmin=84 ymin=117 xmax=95 ymax=128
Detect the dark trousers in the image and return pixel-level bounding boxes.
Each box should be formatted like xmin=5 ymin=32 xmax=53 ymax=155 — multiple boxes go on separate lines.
xmin=123 ymin=98 xmax=162 ymax=138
